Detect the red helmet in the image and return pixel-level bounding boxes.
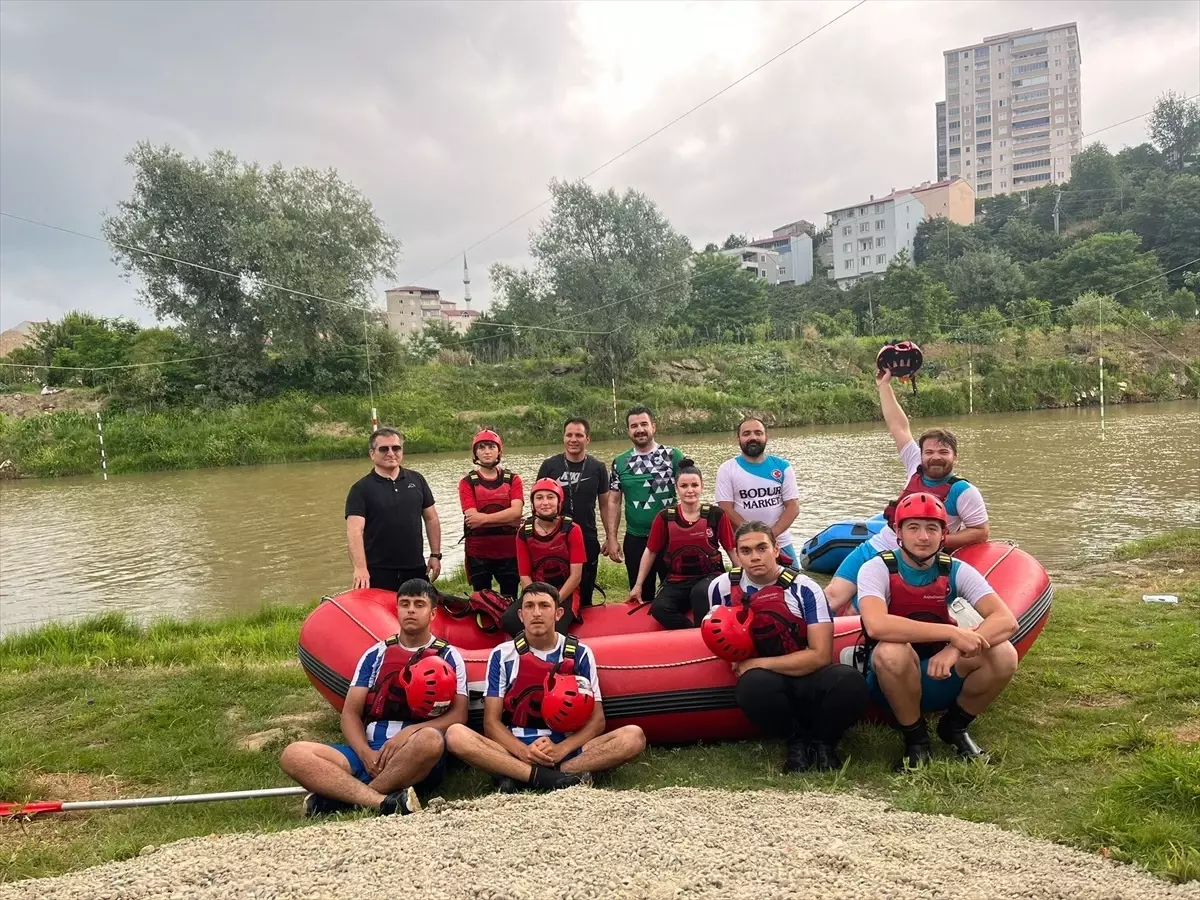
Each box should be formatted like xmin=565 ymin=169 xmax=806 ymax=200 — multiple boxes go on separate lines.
xmin=472 ymin=429 xmax=503 ymax=462
xmin=400 ymin=655 xmax=458 ymax=719
xmin=530 ymin=477 xmax=564 ymax=513
xmin=876 ymin=340 xmax=924 ymax=378
xmin=541 ymin=671 xmax=595 ymax=733
xmin=893 ymin=493 xmax=948 ymax=530
xmin=701 ymin=604 xmax=755 ymax=662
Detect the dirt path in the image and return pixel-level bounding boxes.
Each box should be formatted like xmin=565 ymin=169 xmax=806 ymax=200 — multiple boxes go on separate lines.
xmin=4 ymin=787 xmax=1194 ymax=899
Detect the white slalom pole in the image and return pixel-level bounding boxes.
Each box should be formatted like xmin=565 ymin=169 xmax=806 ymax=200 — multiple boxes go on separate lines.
xmin=1 ymin=787 xmax=307 ymax=818
xmin=968 ymin=359 xmax=974 ymax=415
xmin=371 ymin=407 xmax=379 ymax=433
xmin=96 ymin=411 xmax=108 ymax=481
xmin=1098 ymin=295 xmax=1105 ymax=438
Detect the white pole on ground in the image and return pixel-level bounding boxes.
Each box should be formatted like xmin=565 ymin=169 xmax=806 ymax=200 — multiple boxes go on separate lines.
xmin=968 ymin=359 xmax=974 ymax=415
xmin=0 ymin=787 xmax=308 ymax=818
xmin=611 ymin=377 xmax=618 ymax=429
xmin=371 ymin=407 xmax=378 ymax=433
xmin=1098 ymin=295 xmax=1105 ymax=438
xmin=95 ymin=411 xmax=108 ymax=481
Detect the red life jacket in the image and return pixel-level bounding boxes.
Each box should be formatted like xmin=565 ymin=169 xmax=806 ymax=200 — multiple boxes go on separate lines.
xmin=883 ymin=468 xmax=963 ymax=529
xmin=517 ymin=516 xmax=577 ymax=587
xmin=363 ymin=636 xmax=452 ymax=723
xmin=878 ymin=550 xmax=954 ymax=659
xmin=463 ymin=469 xmax=519 ymax=559
xmin=501 ymin=633 xmax=581 ymax=730
xmin=661 ymin=505 xmax=725 ymax=581
xmin=728 ymin=566 xmax=808 ymax=658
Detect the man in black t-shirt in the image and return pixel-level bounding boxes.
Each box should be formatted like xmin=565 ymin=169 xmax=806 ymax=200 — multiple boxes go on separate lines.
xmin=345 ymin=427 xmax=442 ymax=592
xmin=536 ymin=417 xmax=611 ymax=607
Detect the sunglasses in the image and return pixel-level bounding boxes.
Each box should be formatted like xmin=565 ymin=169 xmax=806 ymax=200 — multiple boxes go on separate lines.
xmin=373 ymin=445 xmax=403 ymax=454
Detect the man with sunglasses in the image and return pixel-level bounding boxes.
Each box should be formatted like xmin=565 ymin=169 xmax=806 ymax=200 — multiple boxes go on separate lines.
xmin=346 ymin=427 xmax=442 ymax=592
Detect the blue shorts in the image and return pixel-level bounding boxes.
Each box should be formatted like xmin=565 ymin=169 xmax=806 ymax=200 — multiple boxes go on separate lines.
xmin=516 ymin=733 xmax=582 ymax=763
xmin=834 ymin=540 xmax=882 ymax=585
xmin=330 ymin=733 xmax=448 ymax=791
xmin=866 ymin=654 xmax=966 ymax=714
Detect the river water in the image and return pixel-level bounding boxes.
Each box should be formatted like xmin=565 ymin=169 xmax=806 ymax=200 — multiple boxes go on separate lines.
xmin=0 ymin=401 xmax=1196 ymax=636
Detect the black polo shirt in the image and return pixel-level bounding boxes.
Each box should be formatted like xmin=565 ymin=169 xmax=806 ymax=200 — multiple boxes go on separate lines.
xmin=536 ymin=453 xmax=609 ymax=545
xmin=345 ymin=468 xmax=436 ymax=570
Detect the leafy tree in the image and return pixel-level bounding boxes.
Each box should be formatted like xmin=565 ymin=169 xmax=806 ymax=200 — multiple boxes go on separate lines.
xmin=1004 ymin=297 xmax=1053 ymax=331
xmin=515 ymin=179 xmax=691 ymax=383
xmin=102 ymin=142 xmax=400 ymax=401
xmin=1148 ymin=90 xmax=1200 ymax=173
xmin=721 ymin=233 xmax=749 ymax=250
xmin=875 ymin=252 xmax=953 ymax=341
xmin=1063 ymin=291 xmax=1108 ymax=328
xmin=1067 ymin=143 xmax=1121 ymax=196
xmin=1115 ymin=143 xmax=1166 ymax=188
xmin=913 ymin=216 xmax=987 ymax=266
xmin=1149 ymin=288 xmax=1198 ymax=320
xmin=975 ymin=193 xmax=1027 ymax=235
xmin=994 ymin=217 xmax=1063 ymax=265
xmin=1031 ymin=232 xmax=1165 ymax=309
xmin=702 ymin=242 xmax=720 ymax=253
xmin=682 ymin=252 xmax=768 ymax=333
xmin=947 ymin=249 xmax=1027 ymax=312
xmin=1126 ymin=172 xmax=1200 ymax=288
xmin=962 ymin=305 xmax=1007 ymax=344
xmin=10 ymin=312 xmax=139 ymax=386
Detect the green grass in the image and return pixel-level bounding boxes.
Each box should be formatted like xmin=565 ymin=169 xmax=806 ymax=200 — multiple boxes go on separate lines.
xmin=2 ymin=325 xmax=1197 ymax=477
xmin=1 ymin=533 xmax=1198 ymax=883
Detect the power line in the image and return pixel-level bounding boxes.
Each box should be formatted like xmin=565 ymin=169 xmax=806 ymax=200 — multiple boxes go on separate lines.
xmin=0 ymin=353 xmax=230 ymax=372
xmin=399 ymin=0 xmax=868 ymax=288
xmin=0 ymin=212 xmax=372 ymax=312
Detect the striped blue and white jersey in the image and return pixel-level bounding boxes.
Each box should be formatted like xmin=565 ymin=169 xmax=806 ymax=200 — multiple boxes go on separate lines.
xmin=486 ymin=633 xmax=601 ymax=742
xmin=351 ymin=637 xmax=468 ymax=743
xmin=708 ymin=569 xmax=833 ymax=626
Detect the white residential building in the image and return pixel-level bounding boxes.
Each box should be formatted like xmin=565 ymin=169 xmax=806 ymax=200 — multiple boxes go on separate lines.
xmin=826 ymin=178 xmax=976 ymax=288
xmin=746 ymin=229 xmax=815 ymax=285
xmin=385 ymin=286 xmax=479 ymax=337
xmin=936 ymin=23 xmax=1083 ymax=197
xmin=719 ymin=247 xmax=785 ymax=285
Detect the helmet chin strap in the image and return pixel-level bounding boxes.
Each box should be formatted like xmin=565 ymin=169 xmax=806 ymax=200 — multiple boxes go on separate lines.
xmin=900 ymin=538 xmax=945 ymax=567
xmin=535 ymin=511 xmax=560 ymax=523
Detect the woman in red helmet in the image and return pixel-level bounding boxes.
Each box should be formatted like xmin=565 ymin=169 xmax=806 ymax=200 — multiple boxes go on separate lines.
xmin=458 ymin=429 xmax=524 ymax=598
xmin=855 ymin=493 xmax=1019 ymax=771
xmin=499 ymin=478 xmax=587 ymax=636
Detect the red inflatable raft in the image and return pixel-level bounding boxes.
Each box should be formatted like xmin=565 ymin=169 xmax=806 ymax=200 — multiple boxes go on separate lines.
xmin=298 ymin=541 xmax=1052 ymax=745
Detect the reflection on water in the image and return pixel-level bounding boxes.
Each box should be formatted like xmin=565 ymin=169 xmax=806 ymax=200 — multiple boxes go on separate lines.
xmin=1 ymin=402 xmax=1196 ymax=634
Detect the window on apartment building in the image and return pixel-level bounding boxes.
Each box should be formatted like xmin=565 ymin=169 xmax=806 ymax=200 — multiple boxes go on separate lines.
xmin=965 ymin=146 xmax=971 ymax=153
xmin=875 ymin=254 xmax=885 ymax=264
xmin=1000 ymin=181 xmax=1007 ymax=189
xmin=977 ymin=182 xmax=992 ymax=192
xmin=760 ymin=270 xmax=767 ymax=277
xmin=858 ymin=207 xmax=867 ymax=215
xmin=976 ymin=114 xmax=991 ymax=124
xmin=1055 ymin=74 xmax=1062 ymax=81
xmin=843 ymin=225 xmax=852 ymax=235
xmin=949 ymin=121 xmax=960 ymax=130
xmin=1054 ymin=44 xmax=1061 ymax=52
xmin=998 ymin=72 xmax=1004 ymax=79
xmin=977 ymin=129 xmax=992 ymax=139
xmin=1055 ymin=100 xmax=1064 ymax=108
xmin=843 ymin=242 xmax=851 ymax=252
xmin=876 ymin=237 xmax=885 ymax=248
xmin=875 ymin=220 xmax=885 ymax=230
xmin=860 ymin=222 xmax=870 ymax=233
xmin=1054 ymin=59 xmax=1061 ymax=67
xmin=977 ymin=142 xmax=992 ymax=151
xmin=844 ymin=259 xmax=853 ymax=270
xmin=1001 ymin=166 xmax=1008 ymax=174
xmin=949 ymin=148 xmax=961 ymax=157
xmin=874 ymin=203 xmax=884 ymax=213
xmin=1055 ymin=115 xmax=1065 ymax=124
xmin=999 ymin=153 xmax=1005 ymax=161
xmin=1056 ymin=129 xmax=1064 ymax=137
xmin=860 ymin=256 xmax=870 ymax=266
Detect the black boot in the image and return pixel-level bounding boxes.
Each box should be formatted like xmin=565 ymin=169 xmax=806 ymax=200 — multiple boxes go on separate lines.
xmin=783 ymin=738 xmax=812 ymax=773
xmin=810 ymin=742 xmax=843 ymax=772
xmin=894 ymin=719 xmax=932 ymax=772
xmin=937 ymin=703 xmax=988 ymax=760
xmin=528 ymin=765 xmax=583 ymax=791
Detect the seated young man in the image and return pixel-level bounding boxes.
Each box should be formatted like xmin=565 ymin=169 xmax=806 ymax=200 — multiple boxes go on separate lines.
xmin=855 ymin=494 xmax=1019 ymax=771
xmin=280 ymin=579 xmax=468 ymax=816
xmin=445 ymin=582 xmax=646 ymax=791
xmin=708 ymin=522 xmax=868 ymax=773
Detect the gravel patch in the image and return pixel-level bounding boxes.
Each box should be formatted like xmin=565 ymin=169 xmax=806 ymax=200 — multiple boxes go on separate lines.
xmin=4 ymin=788 xmax=1195 ymax=900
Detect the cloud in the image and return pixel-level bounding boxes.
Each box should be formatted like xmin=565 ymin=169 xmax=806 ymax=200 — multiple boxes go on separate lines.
xmin=1 ymin=0 xmax=1197 ymax=330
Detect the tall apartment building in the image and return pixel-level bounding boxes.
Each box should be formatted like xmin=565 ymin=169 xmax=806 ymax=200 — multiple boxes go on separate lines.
xmin=936 ymin=24 xmax=1082 ymax=198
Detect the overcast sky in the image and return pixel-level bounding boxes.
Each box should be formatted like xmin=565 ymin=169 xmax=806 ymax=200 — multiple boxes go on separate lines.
xmin=0 ymin=0 xmax=1196 ymax=330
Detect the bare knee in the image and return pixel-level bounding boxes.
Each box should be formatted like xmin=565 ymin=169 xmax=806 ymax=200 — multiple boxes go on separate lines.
xmin=985 ymin=641 xmax=1019 ymax=679
xmin=279 ymin=740 xmax=317 ymax=775
xmin=618 ymin=725 xmax=647 ymax=756
xmin=410 ymin=727 xmax=446 ymax=760
xmin=871 ymin=642 xmax=918 ymax=676
xmin=444 ymin=723 xmax=474 ymax=754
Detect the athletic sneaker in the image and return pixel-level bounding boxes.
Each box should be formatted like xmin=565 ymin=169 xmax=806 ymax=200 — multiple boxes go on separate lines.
xmin=303 ymin=793 xmax=355 ymax=817
xmin=378 ymin=786 xmax=421 ymax=816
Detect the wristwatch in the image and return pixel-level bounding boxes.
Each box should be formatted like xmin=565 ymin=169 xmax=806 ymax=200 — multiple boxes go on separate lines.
xmin=429 ymin=553 xmax=443 ymax=560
